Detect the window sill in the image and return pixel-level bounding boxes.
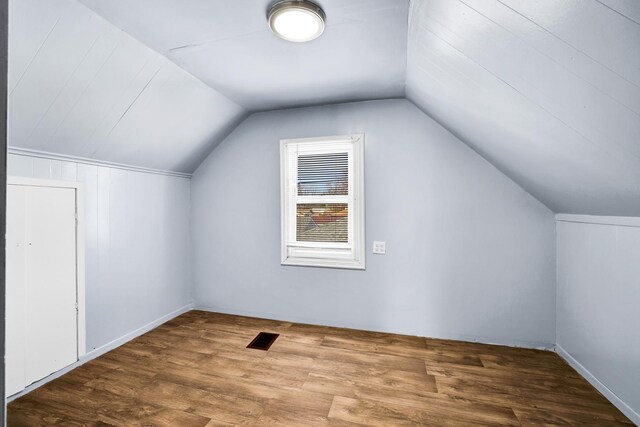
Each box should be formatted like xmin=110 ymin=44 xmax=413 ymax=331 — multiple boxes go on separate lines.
xmin=281 ymin=257 xmax=365 ymax=270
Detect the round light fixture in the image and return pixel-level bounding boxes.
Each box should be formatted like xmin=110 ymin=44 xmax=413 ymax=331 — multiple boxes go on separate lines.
xmin=268 ymin=1 xmax=326 ymax=43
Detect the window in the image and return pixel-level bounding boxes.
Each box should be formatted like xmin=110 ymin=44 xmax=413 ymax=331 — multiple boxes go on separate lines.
xmin=280 ymin=134 xmax=365 ymax=269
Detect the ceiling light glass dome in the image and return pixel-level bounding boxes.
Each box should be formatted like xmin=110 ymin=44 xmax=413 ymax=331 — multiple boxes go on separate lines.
xmin=268 ymin=1 xmax=326 ymax=43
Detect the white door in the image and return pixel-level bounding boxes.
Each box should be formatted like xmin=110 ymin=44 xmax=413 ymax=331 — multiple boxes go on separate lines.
xmin=6 ymin=183 xmax=79 ymax=396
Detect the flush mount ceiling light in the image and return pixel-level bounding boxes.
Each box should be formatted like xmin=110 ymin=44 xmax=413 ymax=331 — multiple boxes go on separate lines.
xmin=268 ymin=0 xmax=326 ymax=43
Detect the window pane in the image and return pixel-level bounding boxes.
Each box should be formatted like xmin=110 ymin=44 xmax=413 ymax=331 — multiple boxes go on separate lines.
xmin=298 ymin=152 xmax=348 ymax=196
xmin=296 ymin=203 xmax=348 ymax=243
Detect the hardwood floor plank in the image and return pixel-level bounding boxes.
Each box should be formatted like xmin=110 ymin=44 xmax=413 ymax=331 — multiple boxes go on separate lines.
xmin=256 ymin=409 xmax=359 ymax=427
xmin=139 ymin=379 xmax=265 ymax=425
xmin=328 ymin=395 xmax=520 ymax=426
xmin=512 ymin=406 xmax=634 ymax=426
xmin=19 ymin=381 xmax=209 ymax=427
xmin=199 ymin=353 xmax=311 ymax=388
xmin=7 ymin=310 xmax=632 ymax=426
xmin=8 ymin=397 xmax=102 ymax=427
xmin=320 ymin=335 xmax=456 ymax=363
xmin=303 ymin=371 xmax=520 ymax=425
xmin=155 ymin=366 xmax=305 ymax=402
xmin=270 ymin=339 xmax=427 ymax=373
xmin=427 ymin=361 xmax=593 ymax=385
xmin=436 ymin=376 xmax=631 ymax=423
xmin=307 ymin=359 xmax=438 ymax=395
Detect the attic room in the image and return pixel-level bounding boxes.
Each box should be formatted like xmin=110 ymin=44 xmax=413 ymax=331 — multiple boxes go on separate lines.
xmin=0 ymin=0 xmax=638 ymax=425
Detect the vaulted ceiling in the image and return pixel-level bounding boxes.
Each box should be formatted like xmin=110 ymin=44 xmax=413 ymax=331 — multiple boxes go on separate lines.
xmin=8 ymin=0 xmax=245 ymax=173
xmin=407 ymin=0 xmax=640 ymax=216
xmin=8 ymin=0 xmax=640 ymax=215
xmin=78 ymin=0 xmax=409 ymax=111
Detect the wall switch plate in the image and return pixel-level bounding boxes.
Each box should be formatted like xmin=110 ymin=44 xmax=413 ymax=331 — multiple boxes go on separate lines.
xmin=373 ymin=241 xmax=386 ymax=254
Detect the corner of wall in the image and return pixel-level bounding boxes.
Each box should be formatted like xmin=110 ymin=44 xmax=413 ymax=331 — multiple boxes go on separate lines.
xmin=189 ymin=110 xmax=252 ymax=175
xmin=556 ymin=344 xmax=640 ymax=425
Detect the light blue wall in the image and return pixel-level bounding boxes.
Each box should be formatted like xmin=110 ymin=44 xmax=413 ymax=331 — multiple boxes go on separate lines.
xmin=557 ymin=216 xmax=640 ymax=423
xmin=191 ymin=99 xmax=557 ymax=347
xmin=7 ymin=154 xmax=192 ymax=352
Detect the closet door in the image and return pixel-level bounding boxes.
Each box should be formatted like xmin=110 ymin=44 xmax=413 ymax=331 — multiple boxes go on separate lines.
xmin=6 ymin=183 xmax=78 ymax=395
xmin=24 ymin=185 xmax=78 ymax=384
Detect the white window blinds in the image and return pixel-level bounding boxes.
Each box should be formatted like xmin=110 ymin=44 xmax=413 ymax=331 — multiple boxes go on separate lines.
xmin=297 ymin=153 xmax=348 ymax=196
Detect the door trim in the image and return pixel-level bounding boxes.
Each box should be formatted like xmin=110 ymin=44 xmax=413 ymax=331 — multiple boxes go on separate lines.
xmin=7 ymin=176 xmax=86 ymax=358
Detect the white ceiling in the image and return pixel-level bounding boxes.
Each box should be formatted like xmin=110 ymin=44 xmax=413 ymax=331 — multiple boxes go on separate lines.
xmin=9 ymin=0 xmax=245 ymax=174
xmin=78 ymin=0 xmax=409 ymax=111
xmin=9 ymin=0 xmax=640 ymax=215
xmin=406 ymin=0 xmax=640 ymax=216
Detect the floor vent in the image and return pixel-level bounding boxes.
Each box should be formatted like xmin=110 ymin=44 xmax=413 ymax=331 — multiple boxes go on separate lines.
xmin=247 ymin=332 xmax=279 ymax=350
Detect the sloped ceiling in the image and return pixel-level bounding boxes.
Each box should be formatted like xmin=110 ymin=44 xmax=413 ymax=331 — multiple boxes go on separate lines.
xmin=406 ymin=0 xmax=640 ymax=216
xmin=77 ymin=0 xmax=409 ymax=111
xmin=8 ymin=0 xmax=640 ymax=216
xmin=8 ymin=0 xmax=245 ymax=174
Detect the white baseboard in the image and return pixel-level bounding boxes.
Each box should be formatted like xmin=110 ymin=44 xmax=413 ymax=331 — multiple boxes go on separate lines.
xmin=6 ymin=304 xmax=193 ymax=403
xmin=556 ymin=344 xmax=640 ymax=425
xmin=194 ymin=305 xmax=554 ymax=351
xmin=435 ymin=334 xmax=554 ymax=351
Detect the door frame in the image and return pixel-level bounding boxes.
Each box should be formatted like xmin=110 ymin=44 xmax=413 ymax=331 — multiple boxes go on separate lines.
xmin=7 ymin=176 xmax=86 ymax=358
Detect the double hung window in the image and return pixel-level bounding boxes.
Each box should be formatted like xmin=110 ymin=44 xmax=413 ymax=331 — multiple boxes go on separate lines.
xmin=280 ymin=134 xmax=365 ymax=269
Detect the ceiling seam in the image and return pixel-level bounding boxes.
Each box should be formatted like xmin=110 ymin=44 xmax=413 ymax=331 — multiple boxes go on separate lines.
xmin=457 ymin=0 xmax=640 ymax=117
xmin=10 ymin=17 xmax=61 ymax=96
xmin=410 ymin=20 xmax=640 ymax=170
xmin=494 ymin=0 xmax=640 ymax=91
xmin=72 ymin=0 xmax=246 ymax=114
xmin=593 ymin=0 xmax=640 ymax=27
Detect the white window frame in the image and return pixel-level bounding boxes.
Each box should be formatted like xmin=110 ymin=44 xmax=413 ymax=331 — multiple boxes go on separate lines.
xmin=280 ymin=134 xmax=365 ymax=270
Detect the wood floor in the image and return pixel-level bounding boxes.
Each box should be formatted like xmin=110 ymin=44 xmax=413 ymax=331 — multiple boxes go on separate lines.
xmin=8 ymin=310 xmax=633 ymax=426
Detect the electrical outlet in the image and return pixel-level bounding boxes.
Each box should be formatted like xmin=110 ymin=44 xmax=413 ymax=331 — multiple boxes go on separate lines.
xmin=373 ymin=241 xmax=386 ymax=254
